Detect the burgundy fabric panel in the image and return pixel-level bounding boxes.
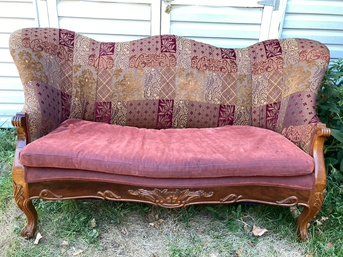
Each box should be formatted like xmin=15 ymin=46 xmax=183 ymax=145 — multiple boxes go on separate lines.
xmin=20 ymin=119 xmax=314 ymax=179
xmin=25 ymin=167 xmax=314 ymax=190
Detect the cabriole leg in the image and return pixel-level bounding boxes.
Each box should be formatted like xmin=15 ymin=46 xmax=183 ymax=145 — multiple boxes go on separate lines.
xmin=297 ymin=190 xmax=325 ymax=241
xmin=13 ymin=179 xmax=38 ymax=239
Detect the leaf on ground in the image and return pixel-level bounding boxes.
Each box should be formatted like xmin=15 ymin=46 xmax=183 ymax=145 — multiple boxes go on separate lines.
xmin=147 ymin=212 xmax=160 ymax=223
xmin=243 ymin=223 xmax=250 ymax=233
xmin=73 ymin=249 xmax=84 ymax=256
xmin=149 ymin=219 xmax=165 ymax=229
xmin=252 ymin=225 xmax=268 ymax=237
xmin=121 ymin=227 xmax=128 ymax=235
xmin=290 ymin=206 xmax=301 ymax=218
xmin=33 ymin=232 xmax=42 ymax=245
xmin=315 ymin=216 xmax=329 ymax=226
xmin=90 ymin=218 xmax=97 ymax=228
xmin=235 ymin=247 xmax=244 ymax=257
xmin=61 ymin=240 xmax=69 ymax=247
xmin=326 ymin=242 xmax=334 ymax=251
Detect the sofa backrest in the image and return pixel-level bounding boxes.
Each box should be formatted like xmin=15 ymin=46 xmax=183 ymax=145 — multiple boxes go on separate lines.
xmin=10 ymin=28 xmax=330 ymax=151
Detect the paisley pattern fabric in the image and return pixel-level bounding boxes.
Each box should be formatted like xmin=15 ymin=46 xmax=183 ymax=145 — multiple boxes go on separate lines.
xmin=9 ymin=28 xmax=330 ymax=154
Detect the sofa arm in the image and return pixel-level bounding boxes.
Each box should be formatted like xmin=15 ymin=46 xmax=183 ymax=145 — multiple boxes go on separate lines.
xmin=282 ymin=124 xmax=317 ymax=154
xmin=283 ymin=123 xmax=331 ymax=155
xmin=312 ymin=124 xmax=331 ymax=187
xmin=283 ymin=123 xmax=330 ymax=191
xmin=281 ymin=123 xmax=330 ymax=155
xmin=12 ymin=113 xmax=28 ymax=174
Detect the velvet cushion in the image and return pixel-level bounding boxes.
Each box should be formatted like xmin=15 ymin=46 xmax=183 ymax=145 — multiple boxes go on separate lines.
xmin=25 ymin=167 xmax=315 ymax=190
xmin=20 ymin=119 xmax=314 ymax=179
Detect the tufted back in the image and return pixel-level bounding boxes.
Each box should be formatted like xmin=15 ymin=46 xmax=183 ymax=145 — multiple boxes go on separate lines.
xmin=10 ymin=28 xmax=329 ymax=153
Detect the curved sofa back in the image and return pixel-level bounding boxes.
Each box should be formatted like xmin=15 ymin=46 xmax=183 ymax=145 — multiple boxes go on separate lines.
xmin=10 ymin=28 xmax=330 ymax=151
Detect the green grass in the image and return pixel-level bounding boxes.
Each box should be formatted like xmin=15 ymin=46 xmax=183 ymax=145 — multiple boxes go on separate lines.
xmin=0 ymin=128 xmax=342 ymax=256
xmin=0 ymin=129 xmax=16 ymax=214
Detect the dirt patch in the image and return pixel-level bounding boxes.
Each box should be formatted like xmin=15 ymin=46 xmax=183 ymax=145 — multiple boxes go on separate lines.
xmin=0 ymin=202 xmax=21 ymax=255
xmin=1 ymin=203 xmax=309 ymax=257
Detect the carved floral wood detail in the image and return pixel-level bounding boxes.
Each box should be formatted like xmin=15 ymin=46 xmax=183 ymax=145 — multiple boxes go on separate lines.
xmin=38 ymin=189 xmax=62 ymax=200
xmin=220 ymin=194 xmax=303 ymax=207
xmin=220 ymin=194 xmax=242 ymax=203
xmin=312 ymin=189 xmax=326 ymax=217
xmin=14 ymin=182 xmax=25 ymax=208
xmin=30 ymin=188 xmax=308 ymax=209
xmin=97 ymin=190 xmax=121 ymax=200
xmin=297 ymin=189 xmax=326 ymax=241
xmin=128 ymin=189 xmax=214 ymax=208
xmin=276 ymin=196 xmax=299 ymax=206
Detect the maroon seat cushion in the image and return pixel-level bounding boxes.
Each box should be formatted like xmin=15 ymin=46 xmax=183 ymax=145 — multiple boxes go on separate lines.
xmin=20 ymin=119 xmax=314 ymax=179
xmin=26 ymin=167 xmax=315 ymax=190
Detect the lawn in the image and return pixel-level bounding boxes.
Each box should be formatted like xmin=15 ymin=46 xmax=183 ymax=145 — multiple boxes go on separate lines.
xmin=0 ymin=128 xmax=342 ymax=257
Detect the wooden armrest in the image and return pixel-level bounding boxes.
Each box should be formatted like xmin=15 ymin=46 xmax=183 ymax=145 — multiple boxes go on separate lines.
xmin=312 ymin=123 xmax=331 ymax=192
xmin=12 ymin=112 xmax=29 ymax=146
xmin=316 ymin=123 xmax=331 ymax=138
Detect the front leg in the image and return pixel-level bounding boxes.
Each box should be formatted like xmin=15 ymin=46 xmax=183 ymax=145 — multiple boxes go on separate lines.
xmin=13 ymin=179 xmax=38 ymax=239
xmin=12 ymin=113 xmax=38 ymax=239
xmin=297 ymin=125 xmax=330 ymax=241
xmin=297 ymin=190 xmax=326 ymax=241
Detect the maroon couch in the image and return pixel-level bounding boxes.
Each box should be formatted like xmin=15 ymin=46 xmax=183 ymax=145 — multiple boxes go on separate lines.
xmin=10 ymin=28 xmax=330 ymax=240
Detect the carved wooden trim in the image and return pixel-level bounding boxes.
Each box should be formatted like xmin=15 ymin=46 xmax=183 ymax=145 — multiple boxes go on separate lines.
xmin=128 ymin=189 xmax=214 ymax=208
xmin=13 ymin=181 xmax=25 ymax=209
xmin=297 ymin=189 xmax=326 ymax=241
xmin=313 ymin=190 xmax=326 ymax=213
xmin=220 ymin=194 xmax=242 ymax=203
xmin=97 ymin=190 xmax=121 ymax=200
xmin=38 ymin=189 xmax=63 ymax=200
xmin=276 ymin=196 xmax=299 ymax=205
xmin=12 ymin=112 xmax=30 ymax=143
xmin=220 ymin=194 xmax=302 ymax=207
xmin=29 ymin=187 xmax=309 ymax=209
xmin=316 ymin=123 xmax=331 ymax=138
xmin=13 ymin=180 xmax=38 ymax=239
xmin=31 ymin=189 xmax=122 ymax=201
xmin=312 ymin=123 xmax=329 ymax=194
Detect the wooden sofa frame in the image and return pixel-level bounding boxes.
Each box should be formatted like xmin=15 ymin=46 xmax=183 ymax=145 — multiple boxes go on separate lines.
xmin=12 ymin=112 xmax=330 ymax=241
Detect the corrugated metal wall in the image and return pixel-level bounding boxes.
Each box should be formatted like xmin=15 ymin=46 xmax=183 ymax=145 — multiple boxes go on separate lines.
xmin=282 ymin=0 xmax=343 ymax=62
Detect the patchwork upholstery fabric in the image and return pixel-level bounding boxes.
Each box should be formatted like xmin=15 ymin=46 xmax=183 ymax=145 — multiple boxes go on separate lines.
xmin=249 ymin=39 xmax=330 ymax=153
xmin=10 ymin=28 xmax=330 ymax=154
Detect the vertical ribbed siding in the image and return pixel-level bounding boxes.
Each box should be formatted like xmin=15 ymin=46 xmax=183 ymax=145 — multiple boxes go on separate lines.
xmin=0 ymin=0 xmax=36 ymax=127
xmin=281 ymin=0 xmax=343 ymax=62
xmin=168 ymin=5 xmax=263 ymax=48
xmin=57 ymin=1 xmax=153 ymax=42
